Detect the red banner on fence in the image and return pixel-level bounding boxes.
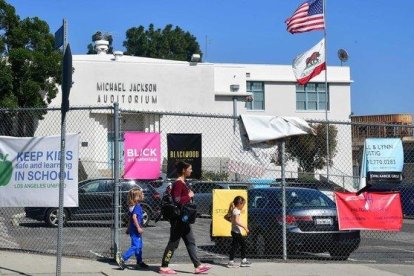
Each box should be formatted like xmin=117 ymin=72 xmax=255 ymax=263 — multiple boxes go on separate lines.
xmin=335 ymin=192 xmax=403 ymax=231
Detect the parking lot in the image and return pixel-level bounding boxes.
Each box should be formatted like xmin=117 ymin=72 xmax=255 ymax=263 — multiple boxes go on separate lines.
xmin=1 ymin=208 xmax=414 ymax=264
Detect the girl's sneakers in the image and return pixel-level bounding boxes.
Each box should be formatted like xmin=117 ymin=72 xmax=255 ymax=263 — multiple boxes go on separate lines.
xmin=227 ymin=260 xmax=237 ymax=268
xmin=115 ymin=253 xmax=125 ymax=270
xmin=227 ymin=259 xmax=251 ymax=268
xmin=240 ymin=258 xmax=251 ymax=267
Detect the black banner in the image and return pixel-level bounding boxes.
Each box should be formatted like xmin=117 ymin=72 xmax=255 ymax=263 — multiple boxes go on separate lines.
xmin=167 ymin=134 xmax=202 ymax=179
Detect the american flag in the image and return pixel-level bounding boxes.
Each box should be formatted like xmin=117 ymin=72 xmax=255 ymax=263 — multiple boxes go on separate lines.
xmin=285 ymin=0 xmax=325 ymax=34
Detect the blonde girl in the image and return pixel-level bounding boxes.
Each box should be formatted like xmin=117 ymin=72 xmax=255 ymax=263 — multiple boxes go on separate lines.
xmin=116 ymin=188 xmax=149 ymax=270
xmin=227 ymin=196 xmax=251 ymax=268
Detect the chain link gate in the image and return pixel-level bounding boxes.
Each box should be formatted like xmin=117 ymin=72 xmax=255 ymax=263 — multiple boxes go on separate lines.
xmin=1 ymin=106 xmax=414 ymax=264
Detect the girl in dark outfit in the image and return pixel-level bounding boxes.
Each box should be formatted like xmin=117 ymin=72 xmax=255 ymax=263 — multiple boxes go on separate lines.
xmin=226 ymin=196 xmax=251 ymax=268
xmin=159 ymin=161 xmax=211 ymax=275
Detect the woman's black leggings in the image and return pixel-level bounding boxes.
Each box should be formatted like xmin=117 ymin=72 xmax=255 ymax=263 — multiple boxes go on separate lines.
xmin=229 ymin=231 xmax=246 ymax=261
xmin=161 ymin=219 xmax=201 ymax=268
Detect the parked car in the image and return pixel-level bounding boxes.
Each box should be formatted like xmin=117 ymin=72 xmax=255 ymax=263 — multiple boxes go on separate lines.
xmin=212 ymin=187 xmax=360 ymax=260
xmin=366 ymin=182 xmax=414 ymax=217
xmin=152 ymin=179 xmax=173 ymax=195
xmin=190 ymin=181 xmax=250 ymax=216
xmin=270 ymin=178 xmax=347 ymax=202
xmin=25 ymin=178 xmax=162 ymax=227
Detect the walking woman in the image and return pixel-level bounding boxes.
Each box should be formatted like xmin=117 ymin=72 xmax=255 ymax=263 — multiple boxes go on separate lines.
xmin=159 ymin=161 xmax=211 ymax=275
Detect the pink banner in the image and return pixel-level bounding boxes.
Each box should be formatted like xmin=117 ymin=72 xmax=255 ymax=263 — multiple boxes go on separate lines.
xmin=124 ymin=132 xmax=161 ymax=179
xmin=335 ymin=192 xmax=403 ymax=231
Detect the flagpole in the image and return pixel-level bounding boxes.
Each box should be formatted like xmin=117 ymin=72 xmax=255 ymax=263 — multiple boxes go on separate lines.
xmin=323 ymin=0 xmax=330 ymax=184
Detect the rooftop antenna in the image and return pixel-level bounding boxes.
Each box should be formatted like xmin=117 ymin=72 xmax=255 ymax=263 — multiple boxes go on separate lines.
xmin=204 ymin=35 xmax=212 ymax=62
xmin=337 ymin=49 xmax=349 ymax=66
xmin=205 ymin=35 xmax=208 ymax=62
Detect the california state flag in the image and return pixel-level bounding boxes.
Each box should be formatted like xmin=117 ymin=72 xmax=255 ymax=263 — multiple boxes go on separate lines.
xmin=292 ymin=38 xmax=326 ymax=85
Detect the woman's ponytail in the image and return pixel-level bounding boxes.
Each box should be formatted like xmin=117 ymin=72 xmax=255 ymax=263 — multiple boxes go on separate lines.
xmin=227 ymin=202 xmax=235 ymax=217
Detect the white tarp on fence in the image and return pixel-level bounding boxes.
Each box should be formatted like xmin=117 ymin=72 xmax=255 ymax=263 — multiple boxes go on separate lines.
xmin=240 ymin=114 xmax=316 ymax=145
xmin=228 ymin=115 xmax=315 ymax=179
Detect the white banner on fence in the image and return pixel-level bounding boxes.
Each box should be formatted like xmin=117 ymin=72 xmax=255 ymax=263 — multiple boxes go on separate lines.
xmin=0 ymin=134 xmax=79 ymax=207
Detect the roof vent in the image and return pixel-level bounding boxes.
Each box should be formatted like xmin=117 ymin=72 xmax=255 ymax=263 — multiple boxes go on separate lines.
xmin=95 ymin=39 xmax=109 ymax=55
xmin=113 ymin=51 xmax=123 ymax=60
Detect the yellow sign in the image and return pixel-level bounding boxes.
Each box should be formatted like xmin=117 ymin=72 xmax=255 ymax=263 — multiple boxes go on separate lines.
xmin=212 ymin=189 xmax=248 ymax=237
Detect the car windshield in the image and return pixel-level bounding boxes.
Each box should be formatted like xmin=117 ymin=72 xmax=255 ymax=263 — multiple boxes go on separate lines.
xmin=134 ymin=181 xmax=161 ymax=193
xmin=147 ymin=180 xmax=165 ymax=188
xmin=285 ymin=189 xmax=335 ymax=208
xmin=191 ymin=182 xmax=216 ymax=193
xmin=80 ymin=180 xmax=110 ymax=193
xmin=229 ymin=185 xmax=249 ymax=190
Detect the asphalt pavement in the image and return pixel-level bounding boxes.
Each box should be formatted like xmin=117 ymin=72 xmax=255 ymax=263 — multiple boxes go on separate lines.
xmin=1 ymin=250 xmax=414 ymax=276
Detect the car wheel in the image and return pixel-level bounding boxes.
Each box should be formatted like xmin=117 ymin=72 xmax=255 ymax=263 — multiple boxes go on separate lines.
xmin=329 ymin=248 xmax=351 ymax=260
xmin=141 ymin=205 xmax=151 ymax=227
xmin=45 ymin=208 xmax=67 ymax=227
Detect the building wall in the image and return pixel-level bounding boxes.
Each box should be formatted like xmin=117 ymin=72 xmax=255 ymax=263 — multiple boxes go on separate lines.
xmin=39 ymin=54 xmax=353 ymax=187
xmin=35 ymin=110 xmax=112 ymax=178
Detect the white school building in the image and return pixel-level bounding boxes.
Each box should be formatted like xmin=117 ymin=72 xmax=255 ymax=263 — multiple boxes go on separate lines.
xmin=36 ymin=42 xmax=354 ymax=190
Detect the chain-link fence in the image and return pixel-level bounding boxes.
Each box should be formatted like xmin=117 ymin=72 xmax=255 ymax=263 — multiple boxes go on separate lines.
xmin=0 ymin=106 xmax=116 ymax=259
xmin=1 ymin=106 xmax=414 ymax=264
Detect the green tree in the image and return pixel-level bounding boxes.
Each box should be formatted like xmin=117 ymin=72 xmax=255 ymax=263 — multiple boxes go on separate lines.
xmin=123 ymin=24 xmax=202 ymax=62
xmin=201 ymin=170 xmax=229 ymax=181
xmin=86 ymin=31 xmax=113 ymax=54
xmin=0 ymin=0 xmax=61 ymax=136
xmin=285 ymin=124 xmax=338 ymax=173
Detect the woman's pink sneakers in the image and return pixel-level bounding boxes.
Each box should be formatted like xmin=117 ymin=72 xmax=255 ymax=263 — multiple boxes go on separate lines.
xmin=159 ymin=264 xmax=212 ymax=274
xmin=159 ymin=267 xmax=177 ymax=274
xmin=194 ymin=264 xmax=212 ymax=274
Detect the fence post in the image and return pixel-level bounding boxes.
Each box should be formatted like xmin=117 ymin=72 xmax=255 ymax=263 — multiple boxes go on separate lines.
xmin=113 ymin=102 xmax=121 ymax=258
xmin=280 ymin=140 xmax=287 ymax=261
xmin=56 ymin=107 xmax=67 ymax=276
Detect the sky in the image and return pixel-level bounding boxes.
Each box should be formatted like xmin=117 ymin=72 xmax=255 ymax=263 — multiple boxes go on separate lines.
xmin=6 ymin=0 xmax=414 ymax=117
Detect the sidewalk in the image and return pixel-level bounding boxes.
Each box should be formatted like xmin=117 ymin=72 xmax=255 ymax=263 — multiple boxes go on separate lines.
xmin=0 ymin=251 xmax=412 ymax=276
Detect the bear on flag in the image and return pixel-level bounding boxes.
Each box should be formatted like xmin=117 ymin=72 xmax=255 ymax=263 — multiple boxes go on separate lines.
xmin=292 ymin=38 xmax=326 ymax=85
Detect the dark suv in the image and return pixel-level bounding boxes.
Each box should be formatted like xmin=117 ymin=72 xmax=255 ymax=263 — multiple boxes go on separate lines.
xmin=25 ymin=178 xmax=162 ymax=227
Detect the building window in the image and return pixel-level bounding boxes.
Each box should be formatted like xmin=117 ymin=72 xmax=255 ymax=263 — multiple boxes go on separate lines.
xmin=296 ymin=83 xmax=329 ymax=111
xmin=246 ymin=82 xmax=264 ymax=110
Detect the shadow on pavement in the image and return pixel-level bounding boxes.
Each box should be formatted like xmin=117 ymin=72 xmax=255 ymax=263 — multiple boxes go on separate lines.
xmin=96 ymin=257 xmax=164 ymax=273
xmin=198 ymin=244 xmax=341 ymax=262
xmin=0 ymin=266 xmax=31 ymax=276
xmin=18 ymin=221 xmax=158 ymax=228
